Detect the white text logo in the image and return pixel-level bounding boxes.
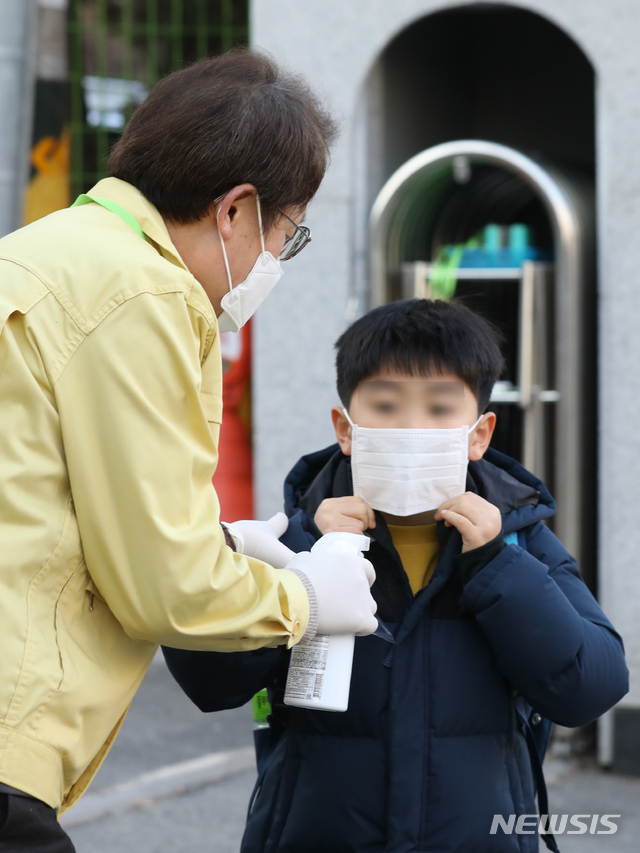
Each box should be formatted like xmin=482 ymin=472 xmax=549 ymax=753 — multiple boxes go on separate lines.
xmin=490 ymin=814 xmax=620 ymax=835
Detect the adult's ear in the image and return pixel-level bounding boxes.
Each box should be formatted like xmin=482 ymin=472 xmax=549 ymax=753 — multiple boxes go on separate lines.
xmin=469 ymin=411 xmax=496 ymax=461
xmin=215 ymin=184 xmax=258 ymax=240
xmin=331 ymin=406 xmax=353 ymax=456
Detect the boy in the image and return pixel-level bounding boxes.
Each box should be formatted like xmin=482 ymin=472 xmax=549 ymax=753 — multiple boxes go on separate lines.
xmin=164 ymin=299 xmax=628 ymax=853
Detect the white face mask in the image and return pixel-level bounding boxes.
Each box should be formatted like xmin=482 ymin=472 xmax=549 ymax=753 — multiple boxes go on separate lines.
xmin=343 ymin=409 xmax=483 ymax=516
xmin=217 ymin=196 xmax=284 ymax=333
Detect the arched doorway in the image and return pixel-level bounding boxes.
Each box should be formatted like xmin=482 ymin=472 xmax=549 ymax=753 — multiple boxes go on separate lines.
xmin=355 ymin=5 xmax=596 ymax=585
xmin=377 ymin=4 xmax=594 ymax=179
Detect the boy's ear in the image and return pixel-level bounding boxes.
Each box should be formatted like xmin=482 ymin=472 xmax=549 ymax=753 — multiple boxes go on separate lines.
xmin=331 ymin=406 xmax=353 ymax=456
xmin=469 ymin=412 xmax=496 ymax=461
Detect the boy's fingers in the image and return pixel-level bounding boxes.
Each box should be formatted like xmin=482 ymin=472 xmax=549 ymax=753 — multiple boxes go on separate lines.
xmin=351 ymin=497 xmax=376 ymax=529
xmin=435 ymin=493 xmax=467 ymax=518
xmin=364 ymin=503 xmax=376 ymax=529
xmin=349 ymin=498 xmax=375 ymax=530
xmin=337 ymin=516 xmax=368 ymax=534
xmin=439 ymin=508 xmax=474 ymax=536
xmin=315 ymin=497 xmax=376 ymax=534
xmin=436 ymin=500 xmax=467 ymax=523
xmin=436 ymin=493 xmax=483 ymax=523
xmin=359 ymin=504 xmax=376 ymax=530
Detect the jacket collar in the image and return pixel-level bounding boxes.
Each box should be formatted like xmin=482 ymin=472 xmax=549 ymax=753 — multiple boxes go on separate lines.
xmin=86 ymin=177 xmax=189 ymax=272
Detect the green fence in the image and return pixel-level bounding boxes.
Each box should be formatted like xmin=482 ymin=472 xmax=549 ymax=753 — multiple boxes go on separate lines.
xmin=69 ymin=0 xmax=249 ymax=198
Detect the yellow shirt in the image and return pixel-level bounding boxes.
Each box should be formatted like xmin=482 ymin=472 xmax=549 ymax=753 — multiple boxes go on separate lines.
xmin=387 ymin=524 xmax=440 ymax=594
xmin=0 ymin=178 xmax=309 ymax=812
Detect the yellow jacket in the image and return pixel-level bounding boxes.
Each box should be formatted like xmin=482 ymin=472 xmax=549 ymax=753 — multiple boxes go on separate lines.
xmin=0 ymin=178 xmax=309 ymax=813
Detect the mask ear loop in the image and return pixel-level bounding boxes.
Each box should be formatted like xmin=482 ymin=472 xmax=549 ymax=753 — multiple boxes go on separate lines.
xmin=342 ymin=407 xmax=355 ymax=428
xmin=255 ymin=194 xmax=266 ymax=254
xmin=469 ymin=413 xmax=484 ymax=434
xmin=216 ymin=201 xmax=233 ymax=295
xmin=216 ymin=193 xmax=265 ymax=294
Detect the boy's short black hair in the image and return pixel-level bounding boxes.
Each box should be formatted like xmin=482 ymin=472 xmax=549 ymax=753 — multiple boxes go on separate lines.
xmin=335 ymin=299 xmax=505 ymax=414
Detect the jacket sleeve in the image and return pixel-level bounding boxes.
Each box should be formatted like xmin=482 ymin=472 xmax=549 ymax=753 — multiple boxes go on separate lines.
xmin=282 ymin=508 xmax=321 ymax=551
xmin=458 ymin=522 xmax=629 ymax=727
xmin=54 ymin=291 xmax=309 ymax=650
xmin=162 ymin=645 xmax=288 ymax=711
xmin=161 ymin=512 xmax=315 ymax=710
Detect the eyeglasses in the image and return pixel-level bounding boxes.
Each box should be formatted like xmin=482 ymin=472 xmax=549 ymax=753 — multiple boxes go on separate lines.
xmin=213 ymin=194 xmax=311 ymax=261
xmin=277 ymin=208 xmax=311 ymax=261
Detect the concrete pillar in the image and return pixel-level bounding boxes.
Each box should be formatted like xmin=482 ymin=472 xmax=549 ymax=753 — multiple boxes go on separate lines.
xmin=0 ymin=0 xmax=37 ymax=237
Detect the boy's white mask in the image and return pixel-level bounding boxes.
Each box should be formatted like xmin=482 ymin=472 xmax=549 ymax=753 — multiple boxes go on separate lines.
xmin=217 ymin=195 xmax=283 ymax=333
xmin=343 ymin=409 xmax=483 ymax=516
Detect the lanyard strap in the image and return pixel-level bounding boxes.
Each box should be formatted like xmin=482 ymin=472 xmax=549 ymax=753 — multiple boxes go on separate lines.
xmin=71 ymin=194 xmax=147 ymax=243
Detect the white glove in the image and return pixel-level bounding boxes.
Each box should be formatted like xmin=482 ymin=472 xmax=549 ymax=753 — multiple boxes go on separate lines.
xmin=285 ymin=550 xmax=378 ymax=638
xmin=224 ymin=512 xmax=296 ymax=569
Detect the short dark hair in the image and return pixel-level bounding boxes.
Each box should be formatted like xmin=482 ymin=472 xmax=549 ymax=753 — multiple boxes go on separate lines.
xmin=107 ymin=48 xmax=338 ymax=230
xmin=335 ymin=299 xmax=505 ymax=414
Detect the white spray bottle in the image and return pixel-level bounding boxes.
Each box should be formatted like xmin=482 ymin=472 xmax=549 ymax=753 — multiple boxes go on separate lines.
xmin=284 ymin=531 xmax=370 ymax=713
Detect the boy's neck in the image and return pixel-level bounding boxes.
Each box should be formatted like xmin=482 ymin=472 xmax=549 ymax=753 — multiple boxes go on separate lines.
xmin=382 ymin=509 xmax=438 ymax=527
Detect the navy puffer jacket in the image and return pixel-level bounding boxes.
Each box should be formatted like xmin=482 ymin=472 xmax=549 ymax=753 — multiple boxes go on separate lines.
xmin=163 ymin=446 xmax=628 ymax=853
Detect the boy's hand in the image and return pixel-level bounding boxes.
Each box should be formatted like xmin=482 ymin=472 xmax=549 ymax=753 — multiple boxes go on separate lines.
xmin=314 ymin=497 xmax=376 ymax=535
xmin=434 ymin=492 xmax=502 ymax=553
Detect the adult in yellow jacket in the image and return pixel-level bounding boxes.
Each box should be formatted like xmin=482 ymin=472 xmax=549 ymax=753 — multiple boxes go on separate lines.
xmin=0 ymin=50 xmax=377 ymax=851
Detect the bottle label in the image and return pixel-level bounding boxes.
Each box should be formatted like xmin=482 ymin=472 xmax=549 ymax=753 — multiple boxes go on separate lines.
xmin=285 ymin=635 xmax=329 ymax=701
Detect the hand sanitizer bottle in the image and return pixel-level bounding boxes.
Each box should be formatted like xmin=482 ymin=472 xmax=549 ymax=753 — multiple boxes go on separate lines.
xmin=284 ymin=532 xmax=370 ymax=712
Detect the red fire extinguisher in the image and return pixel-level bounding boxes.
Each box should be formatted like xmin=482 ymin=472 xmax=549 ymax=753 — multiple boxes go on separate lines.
xmin=214 ymin=322 xmax=254 ymax=521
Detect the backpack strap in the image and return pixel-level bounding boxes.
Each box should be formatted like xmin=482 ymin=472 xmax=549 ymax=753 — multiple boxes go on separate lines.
xmin=507 ymin=526 xmax=559 ymax=852
xmin=514 ymin=696 xmax=560 ymax=852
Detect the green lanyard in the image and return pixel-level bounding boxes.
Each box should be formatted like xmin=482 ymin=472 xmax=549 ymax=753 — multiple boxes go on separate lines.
xmin=71 ymin=194 xmax=147 ymax=243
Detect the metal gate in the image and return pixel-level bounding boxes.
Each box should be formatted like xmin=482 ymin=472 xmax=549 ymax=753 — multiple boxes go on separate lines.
xmin=369 ymin=140 xmax=596 ymax=584
xmin=68 ymin=0 xmax=249 ymax=198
